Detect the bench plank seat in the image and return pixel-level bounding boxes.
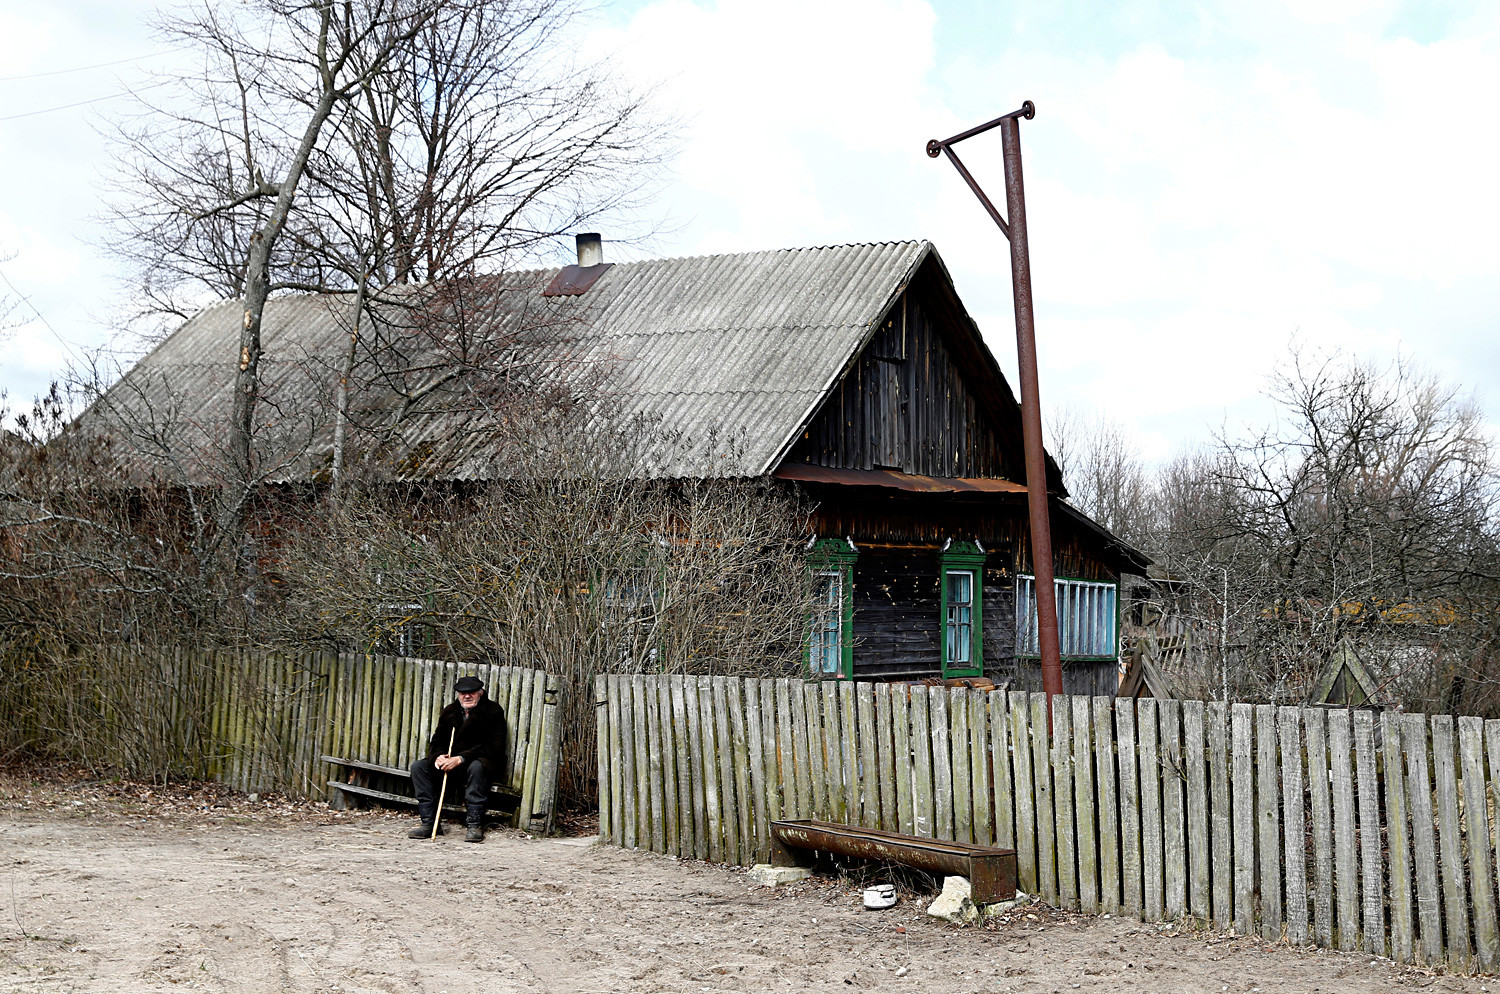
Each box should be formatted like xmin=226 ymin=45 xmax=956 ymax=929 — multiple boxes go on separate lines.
xmin=320 ymin=755 xmax=409 ymax=779
xmin=324 ymin=754 xmax=521 ymax=816
xmin=328 ymin=781 xmax=518 ymax=814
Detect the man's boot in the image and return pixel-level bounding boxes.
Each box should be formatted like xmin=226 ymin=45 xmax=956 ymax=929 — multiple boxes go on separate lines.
xmin=408 ymin=800 xmax=440 ymax=839
xmin=465 ymin=803 xmax=486 ymax=843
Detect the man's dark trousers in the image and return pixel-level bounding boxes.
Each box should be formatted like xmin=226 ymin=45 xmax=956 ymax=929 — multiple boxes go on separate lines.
xmin=411 ymin=757 xmax=490 ymax=824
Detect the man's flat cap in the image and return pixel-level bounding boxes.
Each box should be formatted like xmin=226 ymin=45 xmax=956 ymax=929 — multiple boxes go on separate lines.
xmin=454 ymin=676 xmax=484 ymax=693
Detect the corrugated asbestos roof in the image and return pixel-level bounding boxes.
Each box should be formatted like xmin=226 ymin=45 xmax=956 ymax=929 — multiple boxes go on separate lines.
xmin=82 ymin=240 xmax=932 ymax=483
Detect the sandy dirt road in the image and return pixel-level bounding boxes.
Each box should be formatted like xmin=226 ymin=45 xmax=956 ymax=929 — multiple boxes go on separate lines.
xmin=0 ymin=774 xmax=1490 ymax=993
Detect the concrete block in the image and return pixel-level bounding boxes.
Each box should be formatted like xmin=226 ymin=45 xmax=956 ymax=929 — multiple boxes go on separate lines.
xmin=925 ymin=875 xmax=978 ymax=924
xmin=748 ymin=863 xmax=813 ymax=887
xmin=979 ymin=889 xmax=1030 ymax=917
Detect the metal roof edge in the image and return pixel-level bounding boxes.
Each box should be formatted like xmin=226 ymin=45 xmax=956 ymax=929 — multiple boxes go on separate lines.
xmin=77 ymin=297 xmax=247 ymax=432
xmin=1053 ymin=498 xmax=1152 ymax=571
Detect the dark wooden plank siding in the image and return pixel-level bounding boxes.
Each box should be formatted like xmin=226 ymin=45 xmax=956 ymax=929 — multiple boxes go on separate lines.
xmin=1004 ymin=659 xmax=1122 ymax=697
xmin=808 ymin=492 xmax=1118 ymax=583
xmin=852 ymin=551 xmax=943 ymax=680
xmin=983 ymin=573 xmax=1018 ymax=678
xmin=786 ymin=283 xmax=1024 ymax=480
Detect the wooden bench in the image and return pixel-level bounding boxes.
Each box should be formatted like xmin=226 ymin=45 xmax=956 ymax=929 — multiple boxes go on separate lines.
xmin=323 ymin=755 xmax=521 ymax=817
xmin=769 ymin=819 xmax=1018 ymax=905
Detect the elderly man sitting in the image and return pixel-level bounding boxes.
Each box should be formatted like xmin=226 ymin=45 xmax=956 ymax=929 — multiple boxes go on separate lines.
xmin=408 ymin=675 xmax=508 ymax=842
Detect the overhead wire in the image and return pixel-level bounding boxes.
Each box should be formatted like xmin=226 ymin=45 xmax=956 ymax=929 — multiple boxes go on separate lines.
xmin=0 ymin=79 xmax=172 ymax=122
xmin=0 ymin=262 xmax=86 ymax=367
xmin=0 ymin=51 xmax=181 ymax=83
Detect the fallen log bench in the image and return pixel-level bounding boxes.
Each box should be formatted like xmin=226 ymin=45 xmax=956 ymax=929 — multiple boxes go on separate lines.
xmin=322 ymin=755 xmax=520 ymax=816
xmin=769 ymin=819 xmax=1019 ymax=905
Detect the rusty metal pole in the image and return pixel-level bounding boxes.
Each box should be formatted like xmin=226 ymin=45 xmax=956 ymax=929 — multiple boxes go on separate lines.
xmin=927 ymin=102 xmax=1064 ymax=708
xmin=996 ymin=116 xmax=1064 ymax=703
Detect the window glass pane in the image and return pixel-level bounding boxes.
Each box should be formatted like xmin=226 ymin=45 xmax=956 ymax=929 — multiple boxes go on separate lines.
xmin=948 ymin=571 xmax=972 ymax=605
xmin=810 ymin=571 xmax=843 ymax=674
xmin=1016 ymin=575 xmax=1037 ymax=657
xmin=1015 ymin=576 xmax=1118 ymax=658
xmin=946 ymin=569 xmax=974 ymax=665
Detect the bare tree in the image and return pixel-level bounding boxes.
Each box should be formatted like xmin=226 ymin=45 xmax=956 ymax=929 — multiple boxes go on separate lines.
xmin=261 ymin=419 xmax=815 ymax=804
xmin=1147 ymin=351 xmax=1500 ymax=709
xmin=105 ymin=0 xmax=665 ymax=528
xmin=1046 ymin=405 xmax=1153 ymax=545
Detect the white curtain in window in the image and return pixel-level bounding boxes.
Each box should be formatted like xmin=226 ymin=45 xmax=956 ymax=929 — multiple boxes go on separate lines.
xmin=1015 ymin=576 xmax=1117 ymax=658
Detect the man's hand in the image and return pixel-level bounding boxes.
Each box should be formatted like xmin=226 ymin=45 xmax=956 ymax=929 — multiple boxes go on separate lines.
xmin=435 ymin=755 xmax=463 ymax=773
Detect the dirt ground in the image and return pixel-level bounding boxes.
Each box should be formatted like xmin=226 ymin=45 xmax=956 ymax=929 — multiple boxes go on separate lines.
xmin=0 ymin=772 xmax=1494 ymax=993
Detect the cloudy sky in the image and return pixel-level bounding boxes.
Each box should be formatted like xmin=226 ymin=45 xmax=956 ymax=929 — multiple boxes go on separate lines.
xmin=0 ymin=0 xmax=1496 ymax=459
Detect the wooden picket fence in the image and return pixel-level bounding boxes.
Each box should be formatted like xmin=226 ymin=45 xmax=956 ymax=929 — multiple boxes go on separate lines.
xmin=596 ymin=674 xmax=1500 ymax=971
xmin=61 ymin=648 xmax=566 ymax=832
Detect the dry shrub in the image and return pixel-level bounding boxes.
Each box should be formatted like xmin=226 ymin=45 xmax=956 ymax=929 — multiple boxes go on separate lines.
xmin=268 ymin=468 xmax=814 ymax=806
xmin=0 ymin=646 xmax=217 ymax=783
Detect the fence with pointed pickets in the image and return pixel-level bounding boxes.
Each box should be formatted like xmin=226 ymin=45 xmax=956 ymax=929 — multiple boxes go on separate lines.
xmin=595 ymin=674 xmax=1500 ymax=971
xmin=63 ymin=649 xmax=565 ymax=832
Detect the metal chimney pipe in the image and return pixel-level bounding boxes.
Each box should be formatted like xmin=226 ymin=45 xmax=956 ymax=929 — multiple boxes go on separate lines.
xmin=576 ymin=233 xmax=603 ymax=267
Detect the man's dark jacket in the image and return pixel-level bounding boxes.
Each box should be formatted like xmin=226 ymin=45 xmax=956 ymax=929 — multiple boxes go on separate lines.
xmin=427 ymin=696 xmax=508 ymax=778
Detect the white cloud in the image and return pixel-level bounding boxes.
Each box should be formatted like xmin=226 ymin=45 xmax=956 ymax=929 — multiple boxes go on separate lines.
xmin=585 ymin=0 xmax=942 ymax=253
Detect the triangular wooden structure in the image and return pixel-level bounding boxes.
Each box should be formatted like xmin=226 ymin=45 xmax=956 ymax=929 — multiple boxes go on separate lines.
xmin=1117 ymin=637 xmax=1178 ymax=701
xmin=1306 ymin=638 xmax=1381 ymax=708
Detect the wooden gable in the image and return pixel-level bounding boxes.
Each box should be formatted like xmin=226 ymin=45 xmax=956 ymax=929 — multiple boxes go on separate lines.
xmin=782 ymin=254 xmax=1057 ymax=489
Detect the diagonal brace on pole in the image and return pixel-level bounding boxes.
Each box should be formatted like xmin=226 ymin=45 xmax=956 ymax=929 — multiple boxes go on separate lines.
xmin=926 ymin=99 xmax=1066 ymax=713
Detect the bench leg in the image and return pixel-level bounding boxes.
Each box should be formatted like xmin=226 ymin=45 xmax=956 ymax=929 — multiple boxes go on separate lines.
xmin=770 ymin=838 xmax=815 ymax=868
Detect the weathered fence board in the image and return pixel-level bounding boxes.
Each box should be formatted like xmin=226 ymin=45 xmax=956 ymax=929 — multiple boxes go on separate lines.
xmin=1431 ymin=716 xmax=1471 ymax=969
xmin=1330 ymin=708 xmax=1359 ymax=951
xmin=1462 ymin=717 xmax=1499 ymax=972
xmin=1011 ymin=694 xmax=1037 ymax=894
xmin=1093 ymin=696 xmax=1120 ymax=916
xmin=1116 ymin=697 xmax=1143 ymax=919
xmin=1278 ymin=706 xmax=1309 ymax=946
xmin=951 ymin=688 xmax=974 ymax=846
xmin=1206 ymin=701 xmax=1233 ymax=931
xmin=1382 ymin=712 xmax=1415 ymax=964
xmin=1053 ymin=696 xmax=1078 ymax=910
xmin=858 ymin=683 xmax=880 ymax=831
xmin=932 ymin=689 xmax=955 ymax=843
xmin=1256 ymin=705 xmax=1282 ymax=941
xmin=1030 ymin=693 xmax=1057 ymax=904
xmin=1160 ymin=700 xmax=1186 ymax=921
xmin=1306 ymin=707 xmax=1335 ymax=948
xmin=1184 ymin=701 xmax=1210 ymax=923
xmin=911 ymin=690 xmax=935 ymax=838
xmin=893 ymin=686 xmax=915 ymax=836
xmin=1404 ymin=712 xmax=1444 ymax=964
xmin=1353 ymin=710 xmax=1384 ymax=957
xmin=972 ymin=692 xmax=994 ymax=847
xmin=1138 ymin=698 xmax=1164 ymax=922
xmin=1072 ymin=695 xmax=1099 ymax=914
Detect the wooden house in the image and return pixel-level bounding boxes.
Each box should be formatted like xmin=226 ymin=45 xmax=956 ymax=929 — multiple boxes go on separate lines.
xmin=86 ymin=238 xmax=1148 ymax=693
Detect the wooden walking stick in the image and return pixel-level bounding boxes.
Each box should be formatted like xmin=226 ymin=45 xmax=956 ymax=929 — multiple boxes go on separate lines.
xmin=431 ymin=728 xmax=456 ymax=841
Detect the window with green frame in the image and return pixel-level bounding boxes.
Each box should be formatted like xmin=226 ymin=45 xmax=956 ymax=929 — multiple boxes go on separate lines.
xmin=806 ymin=538 xmax=857 ymax=678
xmin=939 ymin=541 xmax=985 ymax=678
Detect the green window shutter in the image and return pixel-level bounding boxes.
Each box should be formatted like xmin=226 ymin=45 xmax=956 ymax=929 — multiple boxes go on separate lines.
xmin=939 ymin=541 xmax=985 ymax=678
